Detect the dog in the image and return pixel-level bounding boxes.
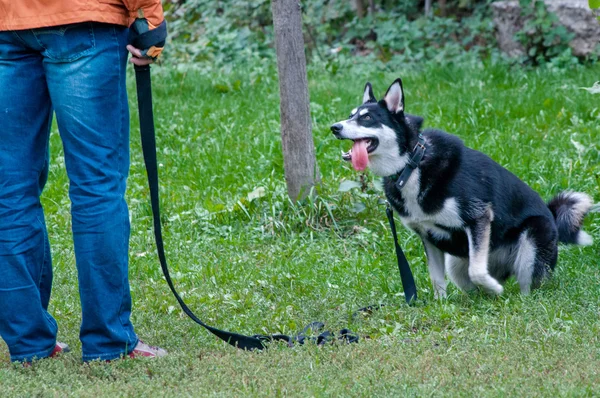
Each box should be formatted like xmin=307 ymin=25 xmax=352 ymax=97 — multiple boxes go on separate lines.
xmin=331 ymin=78 xmax=594 ymax=297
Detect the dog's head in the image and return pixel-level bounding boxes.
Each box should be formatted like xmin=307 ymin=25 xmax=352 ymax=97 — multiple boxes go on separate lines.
xmin=331 ymin=78 xmax=421 ymax=176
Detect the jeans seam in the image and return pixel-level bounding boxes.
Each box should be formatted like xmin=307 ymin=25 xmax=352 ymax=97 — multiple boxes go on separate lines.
xmin=0 ymin=283 xmax=36 ymax=292
xmin=38 ymin=108 xmax=53 ymax=195
xmin=36 ymin=217 xmax=47 ymax=287
xmin=111 ymin=24 xmax=132 ymax=345
xmin=30 ymin=29 xmax=48 ymax=53
xmin=10 ymin=31 xmax=28 ymax=47
xmin=114 ymin=24 xmax=125 ymax=182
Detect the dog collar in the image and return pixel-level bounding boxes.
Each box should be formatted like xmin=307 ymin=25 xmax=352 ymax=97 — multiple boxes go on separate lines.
xmin=389 ymin=134 xmax=427 ymax=189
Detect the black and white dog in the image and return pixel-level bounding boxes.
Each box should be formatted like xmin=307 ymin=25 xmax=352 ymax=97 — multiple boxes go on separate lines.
xmin=331 ymin=78 xmax=594 ymax=297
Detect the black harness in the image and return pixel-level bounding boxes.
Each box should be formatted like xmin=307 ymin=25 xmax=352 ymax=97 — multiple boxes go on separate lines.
xmin=132 ymin=62 xmax=422 ymax=350
xmin=389 ymin=134 xmax=427 ymax=189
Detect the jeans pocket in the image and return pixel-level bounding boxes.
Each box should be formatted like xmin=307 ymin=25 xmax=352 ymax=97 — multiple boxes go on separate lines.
xmin=33 ymin=22 xmax=96 ymax=62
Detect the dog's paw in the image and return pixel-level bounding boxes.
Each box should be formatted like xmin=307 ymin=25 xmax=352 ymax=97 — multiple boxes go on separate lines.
xmin=482 ymin=281 xmax=504 ymax=296
xmin=469 ymin=273 xmax=504 ymax=295
xmin=433 ymin=287 xmax=447 ymax=300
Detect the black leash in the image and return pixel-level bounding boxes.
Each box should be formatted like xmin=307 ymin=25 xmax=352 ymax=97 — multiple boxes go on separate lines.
xmin=132 ymin=64 xmax=417 ymax=350
xmin=386 ymin=204 xmax=417 ymax=304
xmin=135 ymin=64 xmax=266 ymax=350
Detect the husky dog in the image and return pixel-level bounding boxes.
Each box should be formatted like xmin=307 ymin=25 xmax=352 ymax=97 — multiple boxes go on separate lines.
xmin=331 ymin=78 xmax=594 ymax=297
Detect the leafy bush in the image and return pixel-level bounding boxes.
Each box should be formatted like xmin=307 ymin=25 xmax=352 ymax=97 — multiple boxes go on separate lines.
xmin=323 ymin=8 xmax=496 ymax=62
xmin=515 ymin=0 xmax=576 ymax=67
xmin=161 ymin=0 xmax=588 ymax=69
xmin=163 ymin=0 xmax=274 ymax=65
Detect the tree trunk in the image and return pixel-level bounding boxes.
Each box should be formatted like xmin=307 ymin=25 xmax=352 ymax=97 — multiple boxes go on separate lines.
xmin=425 ymin=0 xmax=432 ymax=17
xmin=354 ymin=0 xmax=366 ymax=18
xmin=271 ymin=0 xmax=320 ymax=201
xmin=439 ymin=0 xmax=446 ymax=16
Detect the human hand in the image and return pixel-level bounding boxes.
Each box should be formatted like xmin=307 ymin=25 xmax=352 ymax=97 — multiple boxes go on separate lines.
xmin=127 ymin=18 xmax=167 ymax=66
xmin=127 ymin=45 xmax=155 ymax=66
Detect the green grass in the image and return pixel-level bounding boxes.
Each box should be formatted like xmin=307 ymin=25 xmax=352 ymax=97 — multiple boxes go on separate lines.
xmin=2 ymin=61 xmax=600 ymax=397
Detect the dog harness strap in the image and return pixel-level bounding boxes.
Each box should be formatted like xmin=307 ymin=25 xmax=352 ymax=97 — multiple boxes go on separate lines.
xmin=133 ymin=64 xmax=365 ymax=350
xmin=396 ymin=134 xmax=427 ymax=189
xmin=385 ymin=204 xmax=418 ymax=304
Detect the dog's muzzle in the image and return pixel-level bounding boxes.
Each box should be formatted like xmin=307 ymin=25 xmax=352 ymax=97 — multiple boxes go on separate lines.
xmin=330 ymin=123 xmax=343 ymax=138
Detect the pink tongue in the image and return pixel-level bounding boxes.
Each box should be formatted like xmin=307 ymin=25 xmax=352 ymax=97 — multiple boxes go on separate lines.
xmin=351 ymin=140 xmax=369 ymax=171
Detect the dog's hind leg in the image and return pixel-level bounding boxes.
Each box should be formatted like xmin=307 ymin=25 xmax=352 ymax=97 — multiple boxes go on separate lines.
xmin=515 ymin=217 xmax=559 ymax=294
xmin=422 ymin=239 xmax=447 ymax=299
xmin=513 ymin=231 xmax=537 ymax=295
xmin=446 ymin=254 xmax=475 ymax=292
xmin=466 ymin=209 xmax=504 ymax=295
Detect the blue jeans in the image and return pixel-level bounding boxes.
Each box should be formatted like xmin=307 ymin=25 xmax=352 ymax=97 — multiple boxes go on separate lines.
xmin=0 ymin=22 xmax=139 ymax=362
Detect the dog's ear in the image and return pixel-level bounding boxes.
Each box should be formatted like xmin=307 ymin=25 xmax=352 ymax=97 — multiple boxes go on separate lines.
xmin=405 ymin=113 xmax=424 ymax=130
xmin=362 ymin=82 xmax=377 ymax=104
xmin=383 ymin=78 xmax=404 ymax=114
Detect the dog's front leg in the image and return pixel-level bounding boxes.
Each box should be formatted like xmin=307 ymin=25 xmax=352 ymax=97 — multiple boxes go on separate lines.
xmin=422 ymin=239 xmax=447 ymax=299
xmin=465 ymin=210 xmax=503 ymax=295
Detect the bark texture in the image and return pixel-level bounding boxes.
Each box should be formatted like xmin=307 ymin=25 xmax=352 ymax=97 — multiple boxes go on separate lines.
xmin=272 ymin=0 xmax=320 ymax=201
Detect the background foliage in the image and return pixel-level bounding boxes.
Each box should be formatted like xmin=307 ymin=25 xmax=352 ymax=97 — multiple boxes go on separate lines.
xmin=516 ymin=0 xmax=576 ymax=67
xmin=162 ymin=0 xmax=594 ymax=69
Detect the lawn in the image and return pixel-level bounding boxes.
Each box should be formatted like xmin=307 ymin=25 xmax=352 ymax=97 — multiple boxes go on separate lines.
xmin=1 ymin=60 xmax=599 ymax=397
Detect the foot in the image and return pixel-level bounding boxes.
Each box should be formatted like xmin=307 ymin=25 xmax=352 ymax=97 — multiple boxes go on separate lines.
xmin=22 ymin=342 xmax=70 ymax=367
xmin=128 ymin=340 xmax=167 ymax=358
xmin=50 ymin=341 xmax=71 ymax=357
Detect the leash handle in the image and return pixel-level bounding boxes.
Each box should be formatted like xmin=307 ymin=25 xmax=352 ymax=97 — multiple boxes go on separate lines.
xmin=385 ymin=204 xmax=418 ymax=304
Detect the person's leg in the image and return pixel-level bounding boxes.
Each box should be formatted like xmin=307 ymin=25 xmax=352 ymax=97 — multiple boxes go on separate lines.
xmin=39 ymin=154 xmax=53 ymax=311
xmin=37 ymin=22 xmax=138 ymax=361
xmin=0 ymin=31 xmax=57 ymax=362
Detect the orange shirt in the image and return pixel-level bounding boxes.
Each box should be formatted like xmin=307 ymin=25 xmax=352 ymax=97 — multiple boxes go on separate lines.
xmin=0 ymin=0 xmax=164 ymax=31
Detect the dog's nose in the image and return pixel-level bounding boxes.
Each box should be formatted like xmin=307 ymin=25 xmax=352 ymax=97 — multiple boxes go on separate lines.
xmin=330 ymin=123 xmax=343 ymax=137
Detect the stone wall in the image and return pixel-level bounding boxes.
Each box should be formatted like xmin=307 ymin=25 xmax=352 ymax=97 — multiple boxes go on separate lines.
xmin=491 ymin=0 xmax=600 ymax=57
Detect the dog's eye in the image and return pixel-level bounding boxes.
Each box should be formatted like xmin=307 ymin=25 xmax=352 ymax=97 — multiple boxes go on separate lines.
xmin=362 ymin=115 xmax=371 ymax=121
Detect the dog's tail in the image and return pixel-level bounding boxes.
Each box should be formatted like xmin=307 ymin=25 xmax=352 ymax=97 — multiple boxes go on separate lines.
xmin=547 ymin=191 xmax=594 ymax=246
